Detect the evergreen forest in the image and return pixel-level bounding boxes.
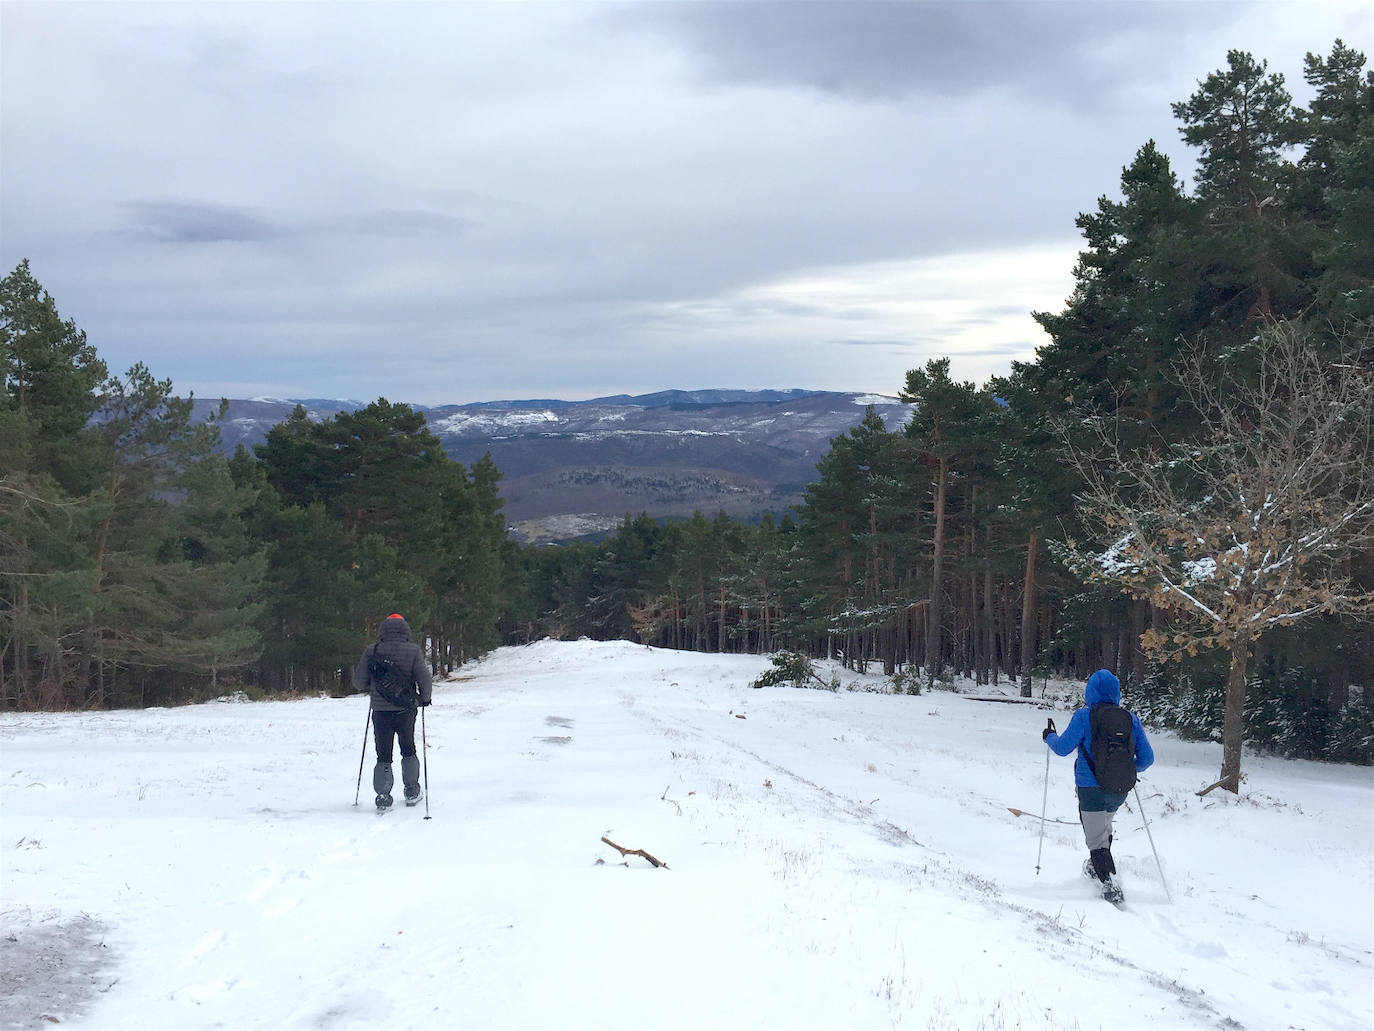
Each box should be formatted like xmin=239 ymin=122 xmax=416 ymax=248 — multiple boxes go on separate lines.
xmin=3 ymin=43 xmax=1372 ymax=784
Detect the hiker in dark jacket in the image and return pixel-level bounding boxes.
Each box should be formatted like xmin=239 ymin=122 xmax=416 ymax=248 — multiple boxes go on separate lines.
xmin=353 ymin=613 xmax=433 ymax=810
xmin=1042 ymin=668 xmax=1154 ymax=898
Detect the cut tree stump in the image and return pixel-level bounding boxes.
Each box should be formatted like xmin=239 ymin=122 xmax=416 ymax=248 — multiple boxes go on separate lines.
xmin=600 ymin=836 xmax=669 ymax=869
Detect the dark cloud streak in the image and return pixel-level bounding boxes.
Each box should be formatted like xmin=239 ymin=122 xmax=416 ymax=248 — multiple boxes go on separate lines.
xmin=618 ymin=0 xmax=1234 ymax=110
xmin=120 ymin=200 xmax=279 ymax=245
xmin=119 ymin=199 xmax=477 ymax=247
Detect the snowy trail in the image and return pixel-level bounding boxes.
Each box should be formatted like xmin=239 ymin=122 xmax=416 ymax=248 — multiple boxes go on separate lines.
xmin=2 ymin=639 xmax=1371 ymax=1030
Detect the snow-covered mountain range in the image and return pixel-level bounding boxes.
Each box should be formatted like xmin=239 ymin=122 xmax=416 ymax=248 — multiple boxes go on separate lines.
xmin=199 ymin=390 xmax=914 ymax=542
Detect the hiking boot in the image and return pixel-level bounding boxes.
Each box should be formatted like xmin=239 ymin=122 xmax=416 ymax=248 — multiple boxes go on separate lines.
xmin=404 ymin=787 xmax=423 ymax=807
xmin=375 ymin=793 xmax=393 ymax=811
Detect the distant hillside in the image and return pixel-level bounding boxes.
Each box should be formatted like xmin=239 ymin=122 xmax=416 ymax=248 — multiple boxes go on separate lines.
xmin=197 ymin=390 xmax=913 ymax=542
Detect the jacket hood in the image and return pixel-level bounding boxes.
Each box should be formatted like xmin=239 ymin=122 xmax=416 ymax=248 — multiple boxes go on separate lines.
xmin=378 ymin=615 xmax=413 ymax=642
xmin=1085 ymin=669 xmax=1121 ymax=706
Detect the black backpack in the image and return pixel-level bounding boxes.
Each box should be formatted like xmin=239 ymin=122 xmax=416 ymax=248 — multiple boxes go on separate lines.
xmin=1084 ymin=702 xmax=1138 ymax=793
xmin=366 ymin=646 xmax=419 ymax=709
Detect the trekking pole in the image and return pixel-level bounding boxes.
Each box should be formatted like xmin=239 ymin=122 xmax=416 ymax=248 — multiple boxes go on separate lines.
xmin=1035 ymin=745 xmax=1051 ymax=874
xmin=1134 ymin=785 xmax=1172 ymax=903
xmin=421 ymin=705 xmax=431 ymax=820
xmin=353 ymin=705 xmax=373 ymax=806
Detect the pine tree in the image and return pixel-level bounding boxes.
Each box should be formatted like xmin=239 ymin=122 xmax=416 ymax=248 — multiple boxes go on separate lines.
xmin=251 ymin=399 xmax=508 ymax=684
xmin=431 ymin=455 xmax=507 ymax=668
xmin=259 ymin=502 xmax=359 ymax=692
xmin=1172 ymin=50 xmax=1308 ymax=325
xmin=1297 ymin=41 xmax=1374 ymax=329
xmin=0 ymin=260 xmax=106 ymax=489
xmin=1 ymin=262 xmax=108 ymax=704
xmin=1031 ymin=141 xmax=1197 ymax=441
xmin=80 ymin=365 xmax=250 ymax=703
xmin=900 ymin=360 xmax=993 ymax=688
xmin=154 ymin=451 xmax=267 ymax=692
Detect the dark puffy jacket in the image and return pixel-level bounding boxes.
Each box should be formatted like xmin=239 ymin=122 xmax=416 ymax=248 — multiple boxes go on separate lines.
xmin=1045 ymin=669 xmax=1154 ymax=788
xmin=352 ymin=615 xmax=433 ymax=711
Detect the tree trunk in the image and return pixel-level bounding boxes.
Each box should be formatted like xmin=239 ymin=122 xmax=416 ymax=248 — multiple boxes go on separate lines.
xmin=1219 ymin=637 xmax=1251 ymax=793
xmin=1117 ymin=624 xmax=1131 ymax=683
xmin=1329 ymin=647 xmax=1350 ymax=711
xmin=14 ymin=581 xmax=29 ymax=703
xmin=718 ymin=582 xmax=727 ymax=653
xmin=695 ymin=567 xmax=706 ymax=651
xmin=925 ymin=457 xmax=948 ymax=690
xmin=1019 ymin=529 xmax=1039 ymax=697
xmin=972 ymin=569 xmax=983 ymax=681
xmin=1129 ymin=599 xmax=1147 ymax=686
xmin=760 ymin=577 xmax=771 ymax=655
xmin=983 ymin=565 xmax=995 ymax=687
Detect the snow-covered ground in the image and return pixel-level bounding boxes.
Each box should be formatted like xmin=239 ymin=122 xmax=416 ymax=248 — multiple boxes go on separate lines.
xmin=3 ymin=639 xmax=1371 ymax=1031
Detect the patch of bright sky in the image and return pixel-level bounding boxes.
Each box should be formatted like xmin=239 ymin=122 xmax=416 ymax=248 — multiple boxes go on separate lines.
xmin=636 ymin=240 xmax=1080 ymax=394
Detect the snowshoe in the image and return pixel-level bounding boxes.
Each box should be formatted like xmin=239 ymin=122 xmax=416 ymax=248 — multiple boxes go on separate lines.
xmin=1102 ymin=877 xmax=1125 ymax=907
xmin=1083 ymin=857 xmax=1099 ymax=881
xmin=404 ymin=788 xmax=423 ymax=807
xmin=375 ymin=793 xmax=393 ymax=811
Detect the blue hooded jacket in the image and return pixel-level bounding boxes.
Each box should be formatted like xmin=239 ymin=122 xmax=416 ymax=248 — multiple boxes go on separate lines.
xmin=1044 ymin=669 xmax=1154 ymax=789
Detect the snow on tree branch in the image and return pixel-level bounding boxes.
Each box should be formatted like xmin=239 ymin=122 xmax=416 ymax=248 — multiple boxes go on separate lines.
xmin=1063 ymin=319 xmax=1374 ymax=658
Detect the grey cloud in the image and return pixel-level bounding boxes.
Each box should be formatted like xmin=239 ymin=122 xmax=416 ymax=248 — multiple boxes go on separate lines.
xmin=120 ymin=200 xmax=475 ymax=247
xmin=619 ymin=1 xmax=1237 ymax=110
xmin=981 ymin=304 xmax=1034 ymax=319
xmin=122 ymin=200 xmax=279 ymax=244
xmin=836 ymin=339 xmax=914 ymax=349
xmin=963 ymin=343 xmax=1037 ymax=357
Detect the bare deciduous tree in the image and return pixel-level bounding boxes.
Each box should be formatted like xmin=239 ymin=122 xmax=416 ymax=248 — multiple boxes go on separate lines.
xmin=1065 ymin=320 xmax=1374 ymax=793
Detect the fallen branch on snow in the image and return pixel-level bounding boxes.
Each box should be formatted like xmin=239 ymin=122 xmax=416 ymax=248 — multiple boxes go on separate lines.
xmin=1007 ymin=807 xmax=1079 ymax=826
xmin=600 ymin=836 xmax=669 ymax=869
xmin=967 ymin=696 xmax=1036 ymax=705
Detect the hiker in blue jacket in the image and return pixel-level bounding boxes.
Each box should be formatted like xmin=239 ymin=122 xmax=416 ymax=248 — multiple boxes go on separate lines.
xmin=1042 ymin=669 xmax=1154 ymax=900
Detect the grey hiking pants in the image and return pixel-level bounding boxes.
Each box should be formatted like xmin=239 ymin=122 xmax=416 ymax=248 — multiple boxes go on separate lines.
xmin=1077 ymin=786 xmax=1128 ymax=851
xmin=370 ymin=709 xmax=420 ymax=797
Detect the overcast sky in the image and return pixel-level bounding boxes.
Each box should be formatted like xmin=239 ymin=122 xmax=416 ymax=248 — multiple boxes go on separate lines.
xmin=2 ymin=1 xmax=1369 ymax=406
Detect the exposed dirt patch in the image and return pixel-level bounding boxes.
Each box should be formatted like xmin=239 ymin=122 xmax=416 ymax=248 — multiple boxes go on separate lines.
xmin=0 ymin=911 xmax=118 ymax=1030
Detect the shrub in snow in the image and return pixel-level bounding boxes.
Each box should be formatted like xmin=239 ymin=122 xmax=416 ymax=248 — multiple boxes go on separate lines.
xmin=1125 ymin=659 xmax=1373 ymax=765
xmin=890 ymin=667 xmax=922 ymax=695
xmin=752 ymin=651 xmax=839 ymax=691
xmin=1245 ymin=665 xmax=1332 ymax=760
xmin=1325 ymin=692 xmax=1374 ymax=765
